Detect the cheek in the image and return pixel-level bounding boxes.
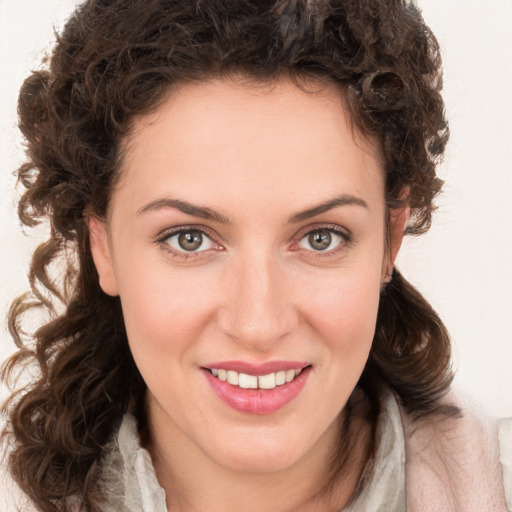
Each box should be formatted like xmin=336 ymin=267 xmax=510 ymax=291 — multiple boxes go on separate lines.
xmin=115 ymin=260 xmax=220 ymax=362
xmin=320 ymin=283 xmax=379 ymax=340
xmin=297 ymin=263 xmax=382 ymax=358
xmin=302 ymin=274 xmax=381 ymax=419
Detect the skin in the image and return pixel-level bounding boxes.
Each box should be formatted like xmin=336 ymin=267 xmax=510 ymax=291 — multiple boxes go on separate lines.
xmin=90 ymin=77 xmax=407 ymax=512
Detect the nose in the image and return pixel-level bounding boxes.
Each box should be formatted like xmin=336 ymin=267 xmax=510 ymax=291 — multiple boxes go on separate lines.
xmin=217 ymin=252 xmax=298 ymax=352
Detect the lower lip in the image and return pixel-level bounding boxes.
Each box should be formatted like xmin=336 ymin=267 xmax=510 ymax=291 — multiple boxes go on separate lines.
xmin=203 ymin=367 xmax=311 ymax=415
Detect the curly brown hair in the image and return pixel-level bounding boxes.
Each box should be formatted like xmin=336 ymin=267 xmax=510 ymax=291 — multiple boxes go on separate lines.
xmin=3 ymin=0 xmax=452 ymax=510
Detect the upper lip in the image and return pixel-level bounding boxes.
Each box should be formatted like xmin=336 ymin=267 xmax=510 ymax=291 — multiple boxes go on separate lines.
xmin=202 ymin=360 xmax=310 ymax=376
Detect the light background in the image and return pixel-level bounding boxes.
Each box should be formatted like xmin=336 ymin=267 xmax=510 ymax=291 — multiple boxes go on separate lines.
xmin=1 ymin=0 xmax=511 ymax=416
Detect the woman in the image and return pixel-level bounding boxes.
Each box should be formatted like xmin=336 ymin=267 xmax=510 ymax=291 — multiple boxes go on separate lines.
xmin=1 ymin=0 xmax=510 ymax=511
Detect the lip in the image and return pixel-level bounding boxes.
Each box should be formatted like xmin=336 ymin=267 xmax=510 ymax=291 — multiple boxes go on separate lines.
xmin=203 ymin=360 xmax=309 ymax=376
xmin=202 ymin=364 xmax=311 ymax=415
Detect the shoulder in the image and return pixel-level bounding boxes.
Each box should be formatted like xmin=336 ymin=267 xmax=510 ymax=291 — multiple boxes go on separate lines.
xmin=399 ymin=391 xmax=510 ymax=512
xmin=498 ymin=416 xmax=512 ymax=510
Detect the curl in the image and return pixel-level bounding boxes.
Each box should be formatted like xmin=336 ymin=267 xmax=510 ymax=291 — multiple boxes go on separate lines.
xmin=3 ymin=0 xmax=452 ymax=509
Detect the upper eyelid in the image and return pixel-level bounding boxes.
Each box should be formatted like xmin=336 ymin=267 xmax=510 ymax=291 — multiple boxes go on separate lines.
xmin=155 ymin=225 xmax=218 ymax=243
xmin=293 ymin=223 xmax=351 ymax=241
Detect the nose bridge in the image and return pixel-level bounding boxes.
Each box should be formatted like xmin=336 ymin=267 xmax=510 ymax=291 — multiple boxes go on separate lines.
xmin=219 ymin=248 xmax=297 ymax=350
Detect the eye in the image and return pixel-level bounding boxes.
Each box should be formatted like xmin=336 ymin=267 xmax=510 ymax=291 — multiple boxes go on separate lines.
xmin=164 ymin=229 xmax=215 ymax=253
xmin=298 ymin=228 xmax=346 ymax=252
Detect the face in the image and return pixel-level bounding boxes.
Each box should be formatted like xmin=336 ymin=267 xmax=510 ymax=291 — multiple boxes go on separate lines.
xmin=90 ymin=77 xmax=404 ymax=475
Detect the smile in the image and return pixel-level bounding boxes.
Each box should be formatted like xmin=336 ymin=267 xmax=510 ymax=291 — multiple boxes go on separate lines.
xmin=203 ymin=363 xmax=311 ymax=415
xmin=209 ymin=368 xmax=303 ymax=390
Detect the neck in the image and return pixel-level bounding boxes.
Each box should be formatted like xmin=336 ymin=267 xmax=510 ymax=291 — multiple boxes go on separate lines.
xmin=145 ymin=394 xmax=374 ymax=512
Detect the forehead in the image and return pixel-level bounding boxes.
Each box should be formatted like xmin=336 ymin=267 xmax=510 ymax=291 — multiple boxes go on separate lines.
xmin=113 ymin=77 xmax=384 ymax=216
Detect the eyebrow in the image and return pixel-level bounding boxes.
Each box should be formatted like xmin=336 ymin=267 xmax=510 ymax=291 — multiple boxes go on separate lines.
xmin=287 ymin=194 xmax=369 ymax=223
xmin=137 ymin=198 xmax=231 ymax=223
xmin=137 ymin=193 xmax=368 ymax=224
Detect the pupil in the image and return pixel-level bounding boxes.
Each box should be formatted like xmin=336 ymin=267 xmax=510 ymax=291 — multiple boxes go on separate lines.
xmin=178 ymin=231 xmax=202 ymax=251
xmin=309 ymin=230 xmax=331 ymax=250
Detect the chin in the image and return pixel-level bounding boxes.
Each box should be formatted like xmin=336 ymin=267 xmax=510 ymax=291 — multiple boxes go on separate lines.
xmin=206 ymin=429 xmax=313 ymax=474
xmin=220 ymin=450 xmax=300 ymax=474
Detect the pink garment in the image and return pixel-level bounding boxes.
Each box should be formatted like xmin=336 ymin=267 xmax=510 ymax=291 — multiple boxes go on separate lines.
xmin=402 ymin=391 xmax=510 ymax=512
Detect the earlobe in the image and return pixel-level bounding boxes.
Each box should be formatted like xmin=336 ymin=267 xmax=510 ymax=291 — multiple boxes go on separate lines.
xmin=88 ymin=216 xmax=119 ymax=296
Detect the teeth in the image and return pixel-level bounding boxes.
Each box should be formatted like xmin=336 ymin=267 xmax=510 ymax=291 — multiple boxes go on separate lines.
xmin=210 ymin=368 xmax=305 ymax=389
xmin=275 ymin=371 xmax=286 ymax=386
xmin=238 ymin=373 xmax=258 ymax=389
xmin=258 ymin=373 xmax=276 ymax=389
xmin=227 ymin=371 xmax=239 ymax=386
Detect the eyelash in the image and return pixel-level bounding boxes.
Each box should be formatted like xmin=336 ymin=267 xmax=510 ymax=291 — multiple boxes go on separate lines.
xmin=154 ymin=225 xmax=222 ymax=261
xmin=154 ymin=224 xmax=353 ymax=261
xmin=292 ymin=224 xmax=353 ymax=257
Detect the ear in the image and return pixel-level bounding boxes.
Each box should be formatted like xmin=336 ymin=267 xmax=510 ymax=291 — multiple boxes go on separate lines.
xmin=388 ymin=205 xmax=409 ymax=265
xmin=89 ymin=216 xmax=119 ymax=296
xmin=382 ymin=205 xmax=410 ymax=283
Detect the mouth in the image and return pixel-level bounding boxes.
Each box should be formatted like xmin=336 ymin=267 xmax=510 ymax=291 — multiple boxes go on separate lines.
xmin=201 ymin=362 xmax=312 ymax=415
xmin=205 ymin=367 xmax=306 ymax=390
